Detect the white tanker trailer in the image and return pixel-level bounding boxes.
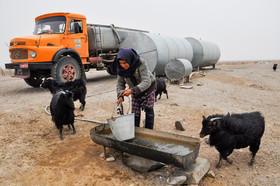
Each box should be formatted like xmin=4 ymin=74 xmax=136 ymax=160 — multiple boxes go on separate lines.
xmin=88 ymin=26 xmax=221 ymax=77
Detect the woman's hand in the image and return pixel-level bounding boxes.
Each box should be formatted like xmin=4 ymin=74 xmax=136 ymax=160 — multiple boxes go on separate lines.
xmin=121 ymin=89 xmax=132 ymax=97
xmin=117 ymin=89 xmax=132 ymax=105
xmin=117 ymin=97 xmax=123 ymax=106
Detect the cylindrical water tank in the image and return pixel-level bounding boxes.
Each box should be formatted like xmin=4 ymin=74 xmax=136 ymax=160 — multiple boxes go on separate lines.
xmin=87 ymin=25 xmax=148 ymax=56
xmin=185 ymin=37 xmax=220 ymax=68
xmin=121 ymin=32 xmax=193 ymax=75
xmin=165 ymin=59 xmax=193 ymax=81
xmin=87 ymin=26 xmax=119 ymax=55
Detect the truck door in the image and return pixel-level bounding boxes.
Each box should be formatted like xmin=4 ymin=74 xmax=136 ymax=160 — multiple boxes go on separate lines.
xmin=67 ymin=19 xmax=88 ymax=58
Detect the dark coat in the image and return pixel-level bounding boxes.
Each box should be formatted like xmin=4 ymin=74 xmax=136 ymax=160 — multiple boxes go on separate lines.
xmin=200 ymin=112 xmax=265 ymax=168
xmin=155 ymin=78 xmax=168 ymax=101
xmin=41 ymin=78 xmax=87 ymax=110
xmin=50 ymin=90 xmax=75 ymax=140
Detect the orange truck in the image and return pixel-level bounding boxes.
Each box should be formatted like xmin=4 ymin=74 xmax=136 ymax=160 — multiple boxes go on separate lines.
xmin=5 ymin=12 xmax=148 ymax=87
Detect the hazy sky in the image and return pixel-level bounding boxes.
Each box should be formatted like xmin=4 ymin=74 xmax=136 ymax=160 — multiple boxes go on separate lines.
xmin=0 ymin=0 xmax=279 ymax=68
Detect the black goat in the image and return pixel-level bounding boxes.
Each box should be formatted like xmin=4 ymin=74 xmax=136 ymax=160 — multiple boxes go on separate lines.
xmin=41 ymin=78 xmax=87 ymax=111
xmin=199 ymin=111 xmax=265 ymax=168
xmin=155 ymin=78 xmax=168 ymax=101
xmin=50 ymin=90 xmax=76 ymax=140
xmin=40 ymin=78 xmax=60 ymax=94
xmin=273 ymin=64 xmax=277 ymax=71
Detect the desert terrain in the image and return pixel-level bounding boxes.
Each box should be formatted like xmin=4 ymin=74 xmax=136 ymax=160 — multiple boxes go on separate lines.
xmin=0 ymin=61 xmax=279 ymax=185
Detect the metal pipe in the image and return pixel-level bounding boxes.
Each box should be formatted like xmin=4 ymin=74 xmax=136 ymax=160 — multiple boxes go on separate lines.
xmin=110 ymin=24 xmax=121 ymax=45
xmin=44 ymin=105 xmax=107 ymax=125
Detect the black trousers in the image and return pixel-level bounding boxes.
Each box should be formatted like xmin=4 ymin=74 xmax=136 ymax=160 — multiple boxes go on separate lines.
xmin=134 ymin=107 xmax=154 ymax=129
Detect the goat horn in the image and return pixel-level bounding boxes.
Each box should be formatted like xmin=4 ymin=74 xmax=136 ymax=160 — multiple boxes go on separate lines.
xmin=210 ymin=117 xmax=222 ymax=122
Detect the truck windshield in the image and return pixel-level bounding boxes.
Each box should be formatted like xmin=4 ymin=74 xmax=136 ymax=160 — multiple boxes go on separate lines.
xmin=34 ymin=16 xmax=66 ymax=35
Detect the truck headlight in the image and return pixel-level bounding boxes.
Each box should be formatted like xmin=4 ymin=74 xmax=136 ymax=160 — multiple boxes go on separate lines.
xmin=29 ymin=51 xmax=37 ymax=58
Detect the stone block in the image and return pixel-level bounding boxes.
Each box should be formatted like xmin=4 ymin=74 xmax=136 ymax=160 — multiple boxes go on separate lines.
xmin=175 ymin=157 xmax=210 ymax=185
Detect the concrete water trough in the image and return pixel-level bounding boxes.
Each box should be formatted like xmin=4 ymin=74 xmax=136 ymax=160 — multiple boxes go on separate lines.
xmin=90 ymin=124 xmax=200 ymax=170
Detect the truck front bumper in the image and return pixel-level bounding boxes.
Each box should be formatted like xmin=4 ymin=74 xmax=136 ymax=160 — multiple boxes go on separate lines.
xmin=5 ymin=62 xmax=53 ymax=79
xmin=5 ymin=62 xmax=53 ymax=70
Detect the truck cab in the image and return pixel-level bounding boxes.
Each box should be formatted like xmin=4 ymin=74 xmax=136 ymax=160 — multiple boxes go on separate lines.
xmin=6 ymin=12 xmax=153 ymax=87
xmin=6 ymin=12 xmax=88 ymax=87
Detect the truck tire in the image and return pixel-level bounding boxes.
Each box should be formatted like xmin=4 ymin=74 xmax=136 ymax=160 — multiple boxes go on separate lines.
xmin=106 ymin=65 xmax=116 ymax=75
xmin=24 ymin=72 xmax=43 ymax=87
xmin=52 ymin=56 xmax=81 ymax=82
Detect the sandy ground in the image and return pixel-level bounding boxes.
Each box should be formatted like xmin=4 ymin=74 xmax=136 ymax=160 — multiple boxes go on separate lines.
xmin=0 ymin=61 xmax=279 ymax=185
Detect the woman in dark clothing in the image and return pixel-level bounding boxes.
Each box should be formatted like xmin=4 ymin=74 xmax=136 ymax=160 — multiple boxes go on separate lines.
xmin=113 ymin=48 xmax=156 ymax=129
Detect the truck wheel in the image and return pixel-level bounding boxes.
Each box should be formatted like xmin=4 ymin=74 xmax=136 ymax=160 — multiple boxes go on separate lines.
xmin=106 ymin=65 xmax=116 ymax=75
xmin=52 ymin=56 xmax=81 ymax=82
xmin=24 ymin=72 xmax=43 ymax=87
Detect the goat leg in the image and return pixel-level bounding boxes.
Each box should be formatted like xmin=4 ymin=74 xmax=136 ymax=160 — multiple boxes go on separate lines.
xmin=79 ymin=98 xmax=86 ymax=111
xmin=71 ymin=124 xmax=76 ymax=134
xmin=249 ymin=153 xmax=256 ymax=166
xmin=216 ymin=154 xmax=222 ymax=168
xmin=59 ymin=129 xmax=63 ymax=140
xmin=79 ymin=105 xmax=84 ymax=111
xmin=159 ymin=93 xmax=162 ymax=100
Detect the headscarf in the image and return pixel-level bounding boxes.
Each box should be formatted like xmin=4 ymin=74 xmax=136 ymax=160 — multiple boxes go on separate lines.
xmin=113 ymin=48 xmax=140 ymax=77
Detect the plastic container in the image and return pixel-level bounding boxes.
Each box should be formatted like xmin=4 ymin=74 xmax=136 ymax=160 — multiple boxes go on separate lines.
xmin=107 ymin=113 xmax=135 ymax=141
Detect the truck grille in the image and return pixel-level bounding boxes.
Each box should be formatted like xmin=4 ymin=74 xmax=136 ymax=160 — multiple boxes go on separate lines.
xmin=10 ymin=49 xmax=28 ymax=59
